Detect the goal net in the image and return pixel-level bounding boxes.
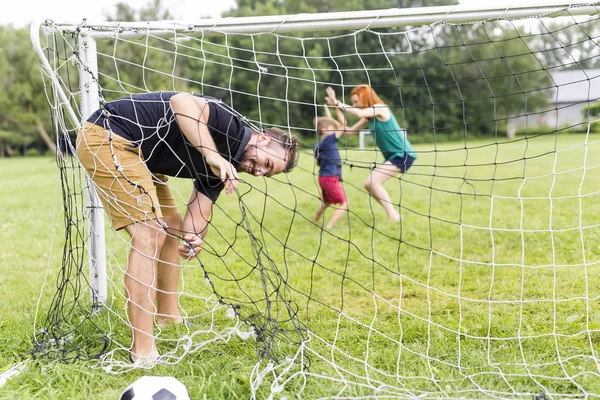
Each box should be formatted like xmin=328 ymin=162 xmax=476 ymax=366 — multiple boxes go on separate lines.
xmin=31 ymin=2 xmax=600 ymax=398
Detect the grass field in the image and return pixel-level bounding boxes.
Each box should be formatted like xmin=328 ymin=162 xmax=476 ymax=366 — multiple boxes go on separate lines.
xmin=2 ymin=133 xmax=600 ymax=399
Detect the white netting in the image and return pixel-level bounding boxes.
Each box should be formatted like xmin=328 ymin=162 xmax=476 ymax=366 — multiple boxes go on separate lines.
xmin=32 ymin=3 xmax=600 ymax=398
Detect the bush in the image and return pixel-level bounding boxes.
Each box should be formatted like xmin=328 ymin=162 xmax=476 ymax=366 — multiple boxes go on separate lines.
xmin=567 ymin=121 xmax=600 ymax=134
xmin=24 ymin=148 xmax=41 ymax=157
xmin=587 ymin=121 xmax=600 ymax=133
xmin=515 ymin=126 xmax=559 ymax=136
xmin=515 ymin=123 xmax=600 ymax=136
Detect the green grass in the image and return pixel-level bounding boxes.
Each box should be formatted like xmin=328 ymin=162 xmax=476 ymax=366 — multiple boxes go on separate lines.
xmin=2 ymin=133 xmax=600 ymax=398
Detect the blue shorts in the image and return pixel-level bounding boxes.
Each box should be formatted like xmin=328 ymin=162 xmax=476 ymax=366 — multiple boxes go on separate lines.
xmin=389 ymin=154 xmax=416 ymax=173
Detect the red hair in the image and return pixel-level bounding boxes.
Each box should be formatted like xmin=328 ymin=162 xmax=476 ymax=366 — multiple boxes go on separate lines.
xmin=350 ymin=85 xmax=385 ymax=108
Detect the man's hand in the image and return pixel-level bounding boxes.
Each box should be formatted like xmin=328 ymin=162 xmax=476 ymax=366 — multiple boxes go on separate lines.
xmin=171 ymin=94 xmax=238 ymax=193
xmin=178 ymin=233 xmax=203 ymax=260
xmin=205 ymin=153 xmax=239 ymax=194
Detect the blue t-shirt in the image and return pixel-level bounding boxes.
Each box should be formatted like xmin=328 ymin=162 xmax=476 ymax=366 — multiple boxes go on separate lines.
xmin=314 ymin=134 xmax=342 ymax=178
xmin=86 ymin=92 xmax=252 ymax=203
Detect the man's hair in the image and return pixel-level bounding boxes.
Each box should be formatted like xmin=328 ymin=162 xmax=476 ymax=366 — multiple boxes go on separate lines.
xmin=264 ymin=127 xmax=300 ymax=173
xmin=313 ymin=117 xmax=340 ymax=135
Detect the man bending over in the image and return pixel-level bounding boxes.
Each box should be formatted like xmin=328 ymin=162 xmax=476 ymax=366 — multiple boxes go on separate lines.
xmin=76 ymin=92 xmax=299 ymax=364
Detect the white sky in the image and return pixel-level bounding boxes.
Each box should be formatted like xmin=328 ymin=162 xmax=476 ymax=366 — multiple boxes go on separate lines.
xmin=2 ymin=0 xmax=534 ymax=28
xmin=0 ymin=0 xmax=238 ymax=28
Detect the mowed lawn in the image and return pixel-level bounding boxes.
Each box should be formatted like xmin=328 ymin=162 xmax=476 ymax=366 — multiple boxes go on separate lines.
xmin=2 ymin=132 xmax=600 ymax=399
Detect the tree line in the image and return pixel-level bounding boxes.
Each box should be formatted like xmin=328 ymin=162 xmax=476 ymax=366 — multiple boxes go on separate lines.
xmin=2 ymin=0 xmax=598 ymax=156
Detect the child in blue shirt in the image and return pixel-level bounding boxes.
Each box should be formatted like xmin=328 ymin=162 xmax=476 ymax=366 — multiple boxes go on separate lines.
xmin=312 ymin=105 xmax=348 ymax=229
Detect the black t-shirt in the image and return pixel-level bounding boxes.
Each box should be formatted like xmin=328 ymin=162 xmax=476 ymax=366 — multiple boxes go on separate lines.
xmin=87 ymin=92 xmax=252 ymax=202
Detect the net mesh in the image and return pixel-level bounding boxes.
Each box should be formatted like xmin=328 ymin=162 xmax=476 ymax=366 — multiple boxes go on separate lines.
xmin=32 ymin=4 xmax=600 ymax=397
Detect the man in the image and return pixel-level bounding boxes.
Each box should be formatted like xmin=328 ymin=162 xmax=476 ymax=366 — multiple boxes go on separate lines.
xmin=76 ymin=91 xmax=300 ymax=364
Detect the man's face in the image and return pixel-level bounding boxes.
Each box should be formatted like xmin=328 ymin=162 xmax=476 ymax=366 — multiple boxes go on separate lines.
xmin=238 ymin=135 xmax=287 ymax=177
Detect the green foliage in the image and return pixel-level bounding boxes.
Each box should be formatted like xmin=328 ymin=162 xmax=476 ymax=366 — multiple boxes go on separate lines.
xmin=23 ymin=148 xmax=41 ymax=157
xmin=85 ymin=0 xmax=555 ymax=143
xmin=589 ymin=101 xmax=600 ymax=117
xmin=209 ymin=0 xmax=553 ymax=139
xmin=513 ymin=124 xmax=600 ymax=136
xmin=528 ymin=17 xmax=600 ymax=71
xmin=580 ymin=101 xmax=600 ymax=133
xmin=0 ymin=26 xmax=52 ymax=155
xmin=96 ymin=0 xmax=187 ymax=97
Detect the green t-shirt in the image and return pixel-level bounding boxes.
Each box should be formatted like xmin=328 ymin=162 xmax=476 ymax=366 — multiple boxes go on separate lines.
xmin=368 ymin=112 xmax=416 ymax=161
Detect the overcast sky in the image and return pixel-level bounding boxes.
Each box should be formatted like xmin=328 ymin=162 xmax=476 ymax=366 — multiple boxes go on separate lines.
xmin=1 ymin=0 xmax=238 ymax=27
xmin=2 ymin=0 xmax=535 ymax=28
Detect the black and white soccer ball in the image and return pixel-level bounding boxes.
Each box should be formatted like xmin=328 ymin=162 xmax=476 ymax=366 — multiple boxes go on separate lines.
xmin=119 ymin=376 xmax=190 ymax=400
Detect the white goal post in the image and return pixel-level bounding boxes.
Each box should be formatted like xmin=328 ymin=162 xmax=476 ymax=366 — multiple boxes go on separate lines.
xmin=30 ymin=22 xmax=107 ymax=308
xmin=359 ymin=129 xmax=407 ymax=150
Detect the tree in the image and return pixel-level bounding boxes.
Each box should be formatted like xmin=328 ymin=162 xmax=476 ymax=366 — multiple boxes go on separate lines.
xmin=528 ymin=17 xmax=600 ymax=71
xmin=204 ymin=0 xmax=464 ymax=138
xmin=97 ymin=0 xmax=189 ymax=100
xmin=89 ymin=0 xmax=550 ymax=140
xmin=6 ymin=0 xmax=558 ymax=158
xmin=582 ymin=99 xmax=600 ymax=133
xmin=399 ymin=22 xmax=552 ymax=137
xmin=0 ymin=26 xmax=55 ymax=156
xmin=209 ymin=0 xmax=551 ymax=139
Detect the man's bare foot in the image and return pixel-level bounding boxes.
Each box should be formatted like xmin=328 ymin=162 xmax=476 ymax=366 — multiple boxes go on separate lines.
xmin=130 ymin=347 xmax=160 ymax=366
xmin=156 ymin=316 xmax=183 ymax=328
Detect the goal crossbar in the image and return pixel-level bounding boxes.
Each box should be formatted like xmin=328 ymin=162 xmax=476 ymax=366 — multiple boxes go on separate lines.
xmin=33 ymin=1 xmax=600 ymax=38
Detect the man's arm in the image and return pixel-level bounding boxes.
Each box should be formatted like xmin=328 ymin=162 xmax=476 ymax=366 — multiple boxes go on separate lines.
xmin=178 ymin=189 xmax=214 ymax=259
xmin=170 ymin=93 xmax=239 ymax=194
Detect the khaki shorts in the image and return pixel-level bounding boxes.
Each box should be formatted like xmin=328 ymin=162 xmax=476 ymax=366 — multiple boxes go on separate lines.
xmin=76 ymin=122 xmax=180 ymax=230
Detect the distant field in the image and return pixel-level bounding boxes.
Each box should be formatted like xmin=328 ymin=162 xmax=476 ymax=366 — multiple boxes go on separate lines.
xmin=2 ymin=133 xmax=600 ymax=399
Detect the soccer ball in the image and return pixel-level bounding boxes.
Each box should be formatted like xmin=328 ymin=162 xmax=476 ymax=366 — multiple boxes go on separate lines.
xmin=119 ymin=376 xmax=190 ymax=400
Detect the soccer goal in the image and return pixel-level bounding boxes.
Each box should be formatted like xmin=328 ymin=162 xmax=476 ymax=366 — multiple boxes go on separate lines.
xmin=30 ymin=1 xmax=600 ymax=398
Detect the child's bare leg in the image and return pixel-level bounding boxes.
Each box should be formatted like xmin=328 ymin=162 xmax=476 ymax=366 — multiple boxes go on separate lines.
xmin=312 ymin=202 xmax=327 ymax=225
xmin=326 ymin=201 xmax=348 ymax=229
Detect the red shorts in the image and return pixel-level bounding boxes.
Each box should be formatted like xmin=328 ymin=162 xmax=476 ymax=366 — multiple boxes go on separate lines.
xmin=319 ymin=175 xmax=347 ymax=205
